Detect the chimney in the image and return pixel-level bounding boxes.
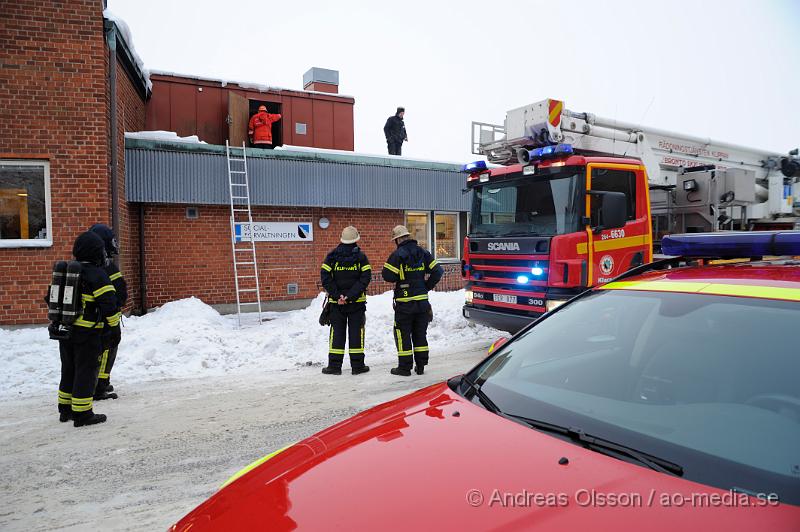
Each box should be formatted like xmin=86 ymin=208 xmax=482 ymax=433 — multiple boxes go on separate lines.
xmin=303 ymin=67 xmax=339 ymax=94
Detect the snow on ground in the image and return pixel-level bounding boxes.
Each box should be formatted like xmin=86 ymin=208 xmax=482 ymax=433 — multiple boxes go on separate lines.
xmin=0 ymin=290 xmax=498 ymax=399
xmin=125 ymin=131 xmax=206 ymax=144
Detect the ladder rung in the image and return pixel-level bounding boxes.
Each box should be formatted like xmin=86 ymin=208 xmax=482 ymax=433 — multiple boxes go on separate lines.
xmin=236 ymin=262 xmax=255 ymax=265
xmin=234 ymin=248 xmax=252 ymax=251
xmin=229 ymin=170 xmax=247 ymax=174
xmin=238 ymin=288 xmax=257 ymax=292
xmin=231 ymin=196 xmax=248 ymax=200
xmin=230 ymin=183 xmax=248 ymax=186
xmin=237 ymin=275 xmax=256 ymax=279
xmin=233 ymin=208 xmax=250 ymax=212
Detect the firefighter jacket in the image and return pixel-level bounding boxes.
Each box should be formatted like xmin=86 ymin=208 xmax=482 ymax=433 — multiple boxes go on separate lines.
xmin=382 ymin=239 xmax=443 ymax=308
xmin=383 ymin=114 xmax=407 ymax=143
xmin=321 ymin=243 xmax=372 ymax=307
xmin=248 ymin=111 xmax=282 ymax=144
xmin=103 ymin=260 xmax=127 ymax=326
xmin=72 ymin=233 xmax=118 ymax=331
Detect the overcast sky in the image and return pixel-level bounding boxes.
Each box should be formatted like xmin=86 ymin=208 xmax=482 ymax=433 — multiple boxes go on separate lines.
xmin=109 ymin=0 xmax=799 ymax=162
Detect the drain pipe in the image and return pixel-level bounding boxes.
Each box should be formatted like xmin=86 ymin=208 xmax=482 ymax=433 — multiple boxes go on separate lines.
xmin=106 ymin=22 xmax=120 ymax=265
xmin=138 ymin=203 xmax=148 ymax=315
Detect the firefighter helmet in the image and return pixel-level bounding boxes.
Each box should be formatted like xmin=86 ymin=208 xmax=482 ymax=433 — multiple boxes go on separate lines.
xmin=340 ymin=226 xmax=360 ymax=244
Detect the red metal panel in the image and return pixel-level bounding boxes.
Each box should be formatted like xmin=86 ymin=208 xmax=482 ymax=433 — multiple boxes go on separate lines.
xmin=169 ymin=83 xmax=197 ymax=138
xmin=312 ymin=99 xmax=334 ymax=149
xmin=281 ymin=97 xmax=293 ymax=146
xmin=332 ymin=102 xmax=354 ymax=151
xmin=290 ymin=97 xmax=314 ymax=147
xmin=196 ymin=86 xmax=225 ymax=145
xmin=145 ymin=80 xmax=171 ymax=131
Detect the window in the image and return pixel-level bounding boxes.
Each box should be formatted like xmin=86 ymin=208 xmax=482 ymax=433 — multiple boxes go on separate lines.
xmin=0 ymin=160 xmax=51 ymax=247
xmin=590 ymin=168 xmax=637 ymax=221
xmin=434 ymin=212 xmax=459 ymax=261
xmin=405 ymin=211 xmax=430 ymax=251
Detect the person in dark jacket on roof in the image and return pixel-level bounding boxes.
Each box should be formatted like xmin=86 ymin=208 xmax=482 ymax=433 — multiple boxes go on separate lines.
xmin=383 ymin=106 xmax=407 ymax=156
xmin=57 ymin=232 xmax=117 ymax=427
xmin=320 ymin=226 xmax=372 ymax=375
xmin=382 ymin=225 xmax=443 ymax=376
xmin=89 ymin=224 xmax=126 ymax=400
xmin=248 ymin=105 xmax=282 ymax=147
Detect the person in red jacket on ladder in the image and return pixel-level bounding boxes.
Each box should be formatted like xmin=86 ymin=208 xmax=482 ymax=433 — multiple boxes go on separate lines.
xmin=248 ymin=105 xmax=282 ymax=147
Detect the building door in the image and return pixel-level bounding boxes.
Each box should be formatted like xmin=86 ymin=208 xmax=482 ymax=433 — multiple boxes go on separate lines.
xmin=227 ymin=92 xmax=249 ymax=147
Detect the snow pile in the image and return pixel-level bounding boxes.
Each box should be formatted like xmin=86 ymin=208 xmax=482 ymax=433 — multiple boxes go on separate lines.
xmin=125 ymin=131 xmax=206 ymax=144
xmin=103 ymin=9 xmax=152 ymax=91
xmin=0 ymin=290 xmax=497 ymax=398
xmin=276 ymin=144 xmax=467 ymax=167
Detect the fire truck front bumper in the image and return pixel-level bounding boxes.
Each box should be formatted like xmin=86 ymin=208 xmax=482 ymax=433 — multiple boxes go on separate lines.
xmin=462 ymin=305 xmax=539 ymax=334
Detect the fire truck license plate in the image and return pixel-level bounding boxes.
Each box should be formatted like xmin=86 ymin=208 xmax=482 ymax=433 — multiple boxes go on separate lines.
xmin=493 ymin=294 xmax=517 ymax=304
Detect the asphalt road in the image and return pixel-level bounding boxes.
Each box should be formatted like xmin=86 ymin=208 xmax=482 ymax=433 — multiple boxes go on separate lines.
xmin=0 ymin=341 xmax=490 ymax=531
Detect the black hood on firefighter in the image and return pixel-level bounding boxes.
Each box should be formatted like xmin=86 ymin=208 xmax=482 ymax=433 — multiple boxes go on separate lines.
xmin=89 ymin=223 xmax=119 ymax=256
xmin=73 ymin=231 xmax=106 ymax=266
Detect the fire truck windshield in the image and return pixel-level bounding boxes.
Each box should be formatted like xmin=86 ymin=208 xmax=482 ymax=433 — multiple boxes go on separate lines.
xmin=469 ymin=169 xmax=583 ymax=237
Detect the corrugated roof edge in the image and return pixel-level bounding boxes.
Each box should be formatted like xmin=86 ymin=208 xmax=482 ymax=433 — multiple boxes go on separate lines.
xmin=124 ymin=138 xmax=464 ymax=173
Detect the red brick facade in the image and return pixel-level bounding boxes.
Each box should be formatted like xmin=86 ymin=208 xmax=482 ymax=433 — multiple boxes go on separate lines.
xmin=0 ymin=0 xmax=146 ymax=325
xmin=140 ymin=205 xmax=464 ymax=308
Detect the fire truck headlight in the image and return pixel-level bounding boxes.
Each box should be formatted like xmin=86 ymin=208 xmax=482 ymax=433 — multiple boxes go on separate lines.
xmin=531 ymin=267 xmax=544 ymax=276
xmin=465 ymin=290 xmax=473 ymax=303
xmin=516 ymin=275 xmax=529 ymax=284
xmin=546 ymin=299 xmax=567 ymax=312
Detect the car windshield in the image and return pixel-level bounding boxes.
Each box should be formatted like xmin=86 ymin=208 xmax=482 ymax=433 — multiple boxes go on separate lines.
xmin=467 ymin=289 xmax=800 ymax=504
xmin=469 ymin=169 xmax=583 ymax=237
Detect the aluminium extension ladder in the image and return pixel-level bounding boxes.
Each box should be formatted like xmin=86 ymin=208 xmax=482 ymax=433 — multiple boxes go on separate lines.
xmin=225 ymin=140 xmax=263 ymax=327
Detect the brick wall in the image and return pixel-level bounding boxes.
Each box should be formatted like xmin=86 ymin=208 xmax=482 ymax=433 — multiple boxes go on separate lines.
xmin=0 ymin=0 xmax=109 ymax=325
xmin=0 ymin=1 xmax=147 ymax=325
xmin=136 ymin=205 xmax=464 ymax=309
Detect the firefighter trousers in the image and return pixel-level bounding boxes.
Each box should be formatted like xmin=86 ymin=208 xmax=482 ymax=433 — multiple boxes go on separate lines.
xmin=58 ymin=331 xmax=102 ymax=419
xmin=328 ymin=306 xmax=366 ymax=370
xmin=393 ymin=310 xmax=429 ymax=370
xmin=96 ymin=325 xmax=121 ymax=393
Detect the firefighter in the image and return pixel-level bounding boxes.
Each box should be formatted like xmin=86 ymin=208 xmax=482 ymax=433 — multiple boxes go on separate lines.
xmin=383 ymin=106 xmax=407 ymax=156
xmin=89 ymin=223 xmax=126 ymax=400
xmin=248 ymin=105 xmax=282 ymax=148
xmin=320 ymin=226 xmax=372 ymax=375
xmin=382 ymin=225 xmax=443 ymax=376
xmin=57 ymin=231 xmax=117 ymax=427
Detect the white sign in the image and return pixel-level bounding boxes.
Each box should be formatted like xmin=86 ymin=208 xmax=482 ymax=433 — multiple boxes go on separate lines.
xmin=234 ymin=222 xmax=314 ymax=242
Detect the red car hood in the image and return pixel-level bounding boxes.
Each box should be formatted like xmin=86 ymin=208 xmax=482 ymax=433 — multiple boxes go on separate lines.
xmin=173 ymin=382 xmax=798 ymax=531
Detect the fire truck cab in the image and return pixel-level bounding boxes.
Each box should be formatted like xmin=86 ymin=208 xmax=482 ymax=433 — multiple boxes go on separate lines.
xmin=462 ymin=150 xmax=652 ymax=331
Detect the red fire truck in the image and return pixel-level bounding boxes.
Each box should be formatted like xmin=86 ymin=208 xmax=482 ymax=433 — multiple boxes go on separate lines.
xmin=462 ymin=99 xmax=800 ymax=332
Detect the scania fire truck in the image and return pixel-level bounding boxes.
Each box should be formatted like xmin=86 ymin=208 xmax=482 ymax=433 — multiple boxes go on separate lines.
xmin=462 ymin=98 xmax=800 ymax=332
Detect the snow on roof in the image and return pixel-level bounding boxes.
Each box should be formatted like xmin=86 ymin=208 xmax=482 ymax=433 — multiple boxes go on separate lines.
xmin=148 ymin=69 xmax=355 ymax=99
xmin=103 ymin=9 xmax=152 ymax=91
xmin=125 ymin=131 xmax=206 ymax=144
xmin=276 ymin=144 xmax=467 ymax=166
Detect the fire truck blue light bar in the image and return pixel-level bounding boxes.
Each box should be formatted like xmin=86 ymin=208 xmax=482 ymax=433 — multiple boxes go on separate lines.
xmin=661 ymin=231 xmax=800 ymax=258
xmin=462 ymin=160 xmax=488 ymax=173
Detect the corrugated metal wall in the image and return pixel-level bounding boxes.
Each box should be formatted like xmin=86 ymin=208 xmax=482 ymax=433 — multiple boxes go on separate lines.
xmin=125 ymin=147 xmax=471 ymax=212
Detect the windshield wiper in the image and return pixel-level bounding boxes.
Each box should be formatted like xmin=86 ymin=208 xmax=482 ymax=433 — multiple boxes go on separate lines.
xmin=460 ymin=375 xmax=502 ymax=414
xmin=503 ymin=413 xmax=684 ymax=477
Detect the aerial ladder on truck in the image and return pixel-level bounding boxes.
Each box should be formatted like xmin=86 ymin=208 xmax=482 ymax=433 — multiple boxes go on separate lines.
xmin=459 ymin=99 xmax=800 ymax=333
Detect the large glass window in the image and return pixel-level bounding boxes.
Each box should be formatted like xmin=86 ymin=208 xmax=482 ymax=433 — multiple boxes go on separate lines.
xmin=405 ymin=212 xmax=430 ymax=251
xmin=0 ymin=161 xmax=51 ymax=246
xmin=469 ymin=169 xmax=583 ymax=237
xmin=434 ymin=212 xmax=458 ymax=260
xmin=590 ymin=168 xmax=637 ymax=221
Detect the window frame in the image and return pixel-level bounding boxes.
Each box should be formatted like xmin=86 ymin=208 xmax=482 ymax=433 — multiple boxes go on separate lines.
xmin=432 ymin=210 xmax=461 ymax=263
xmin=404 ymin=210 xmax=431 ymax=252
xmin=0 ymin=159 xmax=52 ymax=248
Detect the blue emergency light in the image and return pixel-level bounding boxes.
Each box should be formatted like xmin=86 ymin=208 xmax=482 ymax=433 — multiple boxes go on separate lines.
xmin=531 ymin=267 xmax=544 ymax=276
xmin=518 ymin=144 xmax=574 ymax=165
xmin=661 ymin=231 xmax=800 ymax=258
xmin=516 ymin=275 xmax=529 ymax=284
xmin=462 ymin=160 xmax=488 ymax=173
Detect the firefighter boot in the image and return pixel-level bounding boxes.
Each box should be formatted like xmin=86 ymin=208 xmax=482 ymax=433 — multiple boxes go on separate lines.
xmin=390 ymin=357 xmax=413 ymax=376
xmin=414 ymin=365 xmax=425 ymax=375
xmin=58 ymin=404 xmax=72 ymax=423
xmin=322 ymin=353 xmax=344 ymax=375
xmin=73 ymin=411 xmax=107 ymax=428
xmin=94 ymin=390 xmax=119 ymax=401
xmin=350 ymin=354 xmax=370 ymax=375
